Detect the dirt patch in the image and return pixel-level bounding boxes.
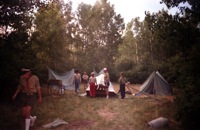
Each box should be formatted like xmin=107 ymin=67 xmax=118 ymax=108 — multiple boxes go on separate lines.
xmin=97 ymin=108 xmax=116 ymax=121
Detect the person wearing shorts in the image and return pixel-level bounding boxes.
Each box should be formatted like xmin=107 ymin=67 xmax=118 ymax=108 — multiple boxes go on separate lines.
xmin=13 ymin=68 xmax=32 ymax=130
xmin=28 ymin=72 xmax=42 ymax=126
xmin=12 ymin=68 xmax=42 ymax=130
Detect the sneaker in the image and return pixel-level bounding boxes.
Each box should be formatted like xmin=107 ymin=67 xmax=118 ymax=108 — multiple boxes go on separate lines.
xmin=106 ymin=95 xmax=109 ymax=99
xmin=30 ymin=116 xmax=37 ymax=127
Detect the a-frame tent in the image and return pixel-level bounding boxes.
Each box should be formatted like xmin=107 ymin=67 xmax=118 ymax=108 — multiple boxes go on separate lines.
xmin=86 ymin=69 xmax=117 ymax=97
xmin=136 ymin=71 xmax=172 ymax=96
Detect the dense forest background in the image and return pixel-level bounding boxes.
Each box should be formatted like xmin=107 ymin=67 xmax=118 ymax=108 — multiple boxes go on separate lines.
xmin=0 ymin=0 xmax=200 ymax=129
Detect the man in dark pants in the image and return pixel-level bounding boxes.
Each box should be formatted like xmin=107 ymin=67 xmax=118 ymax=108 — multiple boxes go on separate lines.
xmin=74 ymin=70 xmax=81 ymax=94
xmin=118 ymin=72 xmax=127 ymax=99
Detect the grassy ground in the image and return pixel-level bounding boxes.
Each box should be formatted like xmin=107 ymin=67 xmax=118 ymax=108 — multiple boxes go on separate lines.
xmin=0 ymin=83 xmax=181 ymax=130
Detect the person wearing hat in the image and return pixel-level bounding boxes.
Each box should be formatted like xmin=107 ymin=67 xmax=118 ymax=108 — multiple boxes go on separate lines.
xmin=89 ymin=72 xmax=97 ymax=97
xmin=103 ymin=68 xmax=110 ymax=99
xmin=12 ymin=68 xmax=31 ymax=130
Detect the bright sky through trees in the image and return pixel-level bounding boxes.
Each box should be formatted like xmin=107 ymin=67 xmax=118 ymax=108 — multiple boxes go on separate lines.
xmin=70 ymin=0 xmax=179 ymax=23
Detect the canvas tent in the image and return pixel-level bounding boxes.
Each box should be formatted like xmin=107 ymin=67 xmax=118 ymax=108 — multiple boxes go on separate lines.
xmin=136 ymin=71 xmax=172 ymax=96
xmin=86 ymin=69 xmax=117 ymax=97
xmin=48 ymin=68 xmax=75 ymax=90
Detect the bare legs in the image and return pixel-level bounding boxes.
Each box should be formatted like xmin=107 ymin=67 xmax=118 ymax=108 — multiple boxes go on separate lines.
xmin=22 ymin=106 xmax=33 ymax=130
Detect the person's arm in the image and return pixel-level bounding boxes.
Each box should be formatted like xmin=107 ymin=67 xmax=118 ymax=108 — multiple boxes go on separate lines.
xmin=37 ymin=78 xmax=42 ymax=103
xmin=79 ymin=74 xmax=82 ymax=83
xmin=12 ymin=86 xmax=22 ymax=100
xmin=95 ymin=77 xmax=97 ymax=85
xmin=84 ymin=75 xmax=88 ymax=82
xmin=118 ymin=77 xmax=121 ymax=83
xmin=73 ymin=75 xmax=75 ymax=84
xmin=88 ymin=77 xmax=91 ymax=83
xmin=82 ymin=75 xmax=84 ymax=81
xmin=13 ymin=76 xmax=26 ymax=99
xmin=125 ymin=81 xmax=131 ymax=91
xmin=37 ymin=87 xmax=42 ymax=103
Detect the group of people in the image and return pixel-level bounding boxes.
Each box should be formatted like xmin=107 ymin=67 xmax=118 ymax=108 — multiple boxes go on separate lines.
xmin=73 ymin=68 xmax=110 ymax=98
xmin=12 ymin=68 xmax=42 ymax=130
xmin=74 ymin=67 xmax=130 ymax=99
xmin=12 ymin=67 xmax=130 ymax=130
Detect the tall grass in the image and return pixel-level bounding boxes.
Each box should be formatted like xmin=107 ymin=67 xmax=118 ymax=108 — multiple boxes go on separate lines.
xmin=0 ymin=84 xmax=181 ymax=130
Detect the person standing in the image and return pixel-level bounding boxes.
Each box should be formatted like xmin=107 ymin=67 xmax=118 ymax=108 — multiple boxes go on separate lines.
xmin=103 ymin=68 xmax=110 ymax=99
xmin=118 ymin=72 xmax=127 ymax=99
xmin=74 ymin=70 xmax=81 ymax=94
xmin=89 ymin=72 xmax=97 ymax=98
xmin=28 ymin=70 xmax=42 ymax=127
xmin=12 ymin=68 xmax=41 ymax=130
xmin=82 ymin=71 xmax=89 ymax=90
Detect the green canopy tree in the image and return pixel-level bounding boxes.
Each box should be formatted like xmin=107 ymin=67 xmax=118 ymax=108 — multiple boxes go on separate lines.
xmin=75 ymin=0 xmax=125 ymax=75
xmin=0 ymin=0 xmax=45 ymax=101
xmin=31 ymin=0 xmax=74 ymax=76
xmin=161 ymin=0 xmax=200 ymax=128
xmin=115 ymin=19 xmax=140 ymax=82
xmin=143 ymin=11 xmax=182 ymax=72
xmin=116 ymin=7 xmax=198 ymax=84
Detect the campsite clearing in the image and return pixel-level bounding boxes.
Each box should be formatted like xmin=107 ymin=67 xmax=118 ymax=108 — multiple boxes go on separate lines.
xmin=0 ymin=83 xmax=181 ymax=130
